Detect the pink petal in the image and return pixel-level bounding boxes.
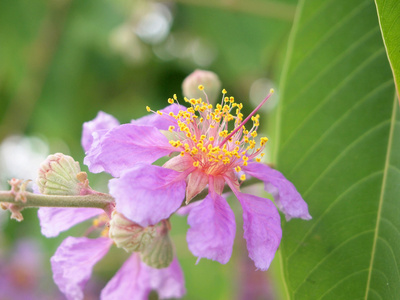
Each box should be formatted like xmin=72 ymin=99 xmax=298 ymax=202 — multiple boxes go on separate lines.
xmin=234 ymin=191 xmax=282 ymax=271
xmin=212 ymin=175 xmax=227 ymax=195
xmin=81 ymin=111 xmax=120 ymax=152
xmin=38 ymin=207 xmax=102 ymax=238
xmin=101 ymin=254 xmax=150 ymax=300
xmin=163 ymin=155 xmax=194 ymax=172
xmin=131 ymin=104 xmax=187 ymax=131
xmin=187 ymin=192 xmax=236 ymax=264
xmin=109 ymin=164 xmax=186 ymax=227
xmin=176 ymin=201 xmax=202 ymax=216
xmin=84 ymin=124 xmax=175 ymax=177
xmin=143 ymin=256 xmax=186 ymax=299
xmin=101 ymin=254 xmax=186 ymax=300
xmin=243 ymin=162 xmax=311 ymax=221
xmin=51 ymin=237 xmax=112 ymax=300
xmin=185 ymin=169 xmax=208 ymax=203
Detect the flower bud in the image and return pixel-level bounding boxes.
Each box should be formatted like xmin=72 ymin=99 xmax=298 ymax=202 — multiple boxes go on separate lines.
xmin=37 ymin=153 xmax=91 ymax=195
xmin=182 ymin=69 xmax=221 ymax=103
xmin=140 ymin=220 xmax=173 ymax=269
xmin=109 ymin=211 xmax=156 ymax=253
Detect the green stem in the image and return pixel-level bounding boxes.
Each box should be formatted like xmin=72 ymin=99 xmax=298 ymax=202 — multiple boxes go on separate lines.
xmin=0 ymin=191 xmax=114 ymax=210
xmin=0 ymin=177 xmax=260 ymax=210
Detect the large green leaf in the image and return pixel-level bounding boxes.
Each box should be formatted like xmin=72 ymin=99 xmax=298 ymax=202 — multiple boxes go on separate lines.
xmin=375 ymin=0 xmax=400 ymax=101
xmin=275 ymin=0 xmax=400 ymax=299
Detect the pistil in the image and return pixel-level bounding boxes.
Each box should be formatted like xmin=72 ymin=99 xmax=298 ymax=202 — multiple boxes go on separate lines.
xmin=219 ymin=88 xmax=274 ymax=147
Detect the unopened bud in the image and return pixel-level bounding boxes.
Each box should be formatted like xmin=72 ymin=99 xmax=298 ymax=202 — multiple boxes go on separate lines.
xmin=140 ymin=220 xmax=173 ymax=269
xmin=109 ymin=211 xmax=156 ymax=253
xmin=37 ymin=153 xmax=91 ymax=195
xmin=182 ymin=69 xmax=221 ymax=103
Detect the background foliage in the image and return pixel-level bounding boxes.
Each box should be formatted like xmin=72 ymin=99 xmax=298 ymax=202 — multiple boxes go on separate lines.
xmin=0 ymin=0 xmax=399 ymax=299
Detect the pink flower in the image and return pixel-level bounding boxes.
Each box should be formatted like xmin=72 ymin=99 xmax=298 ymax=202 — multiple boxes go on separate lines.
xmin=38 ymin=207 xmax=185 ymax=300
xmin=51 ymin=236 xmax=185 ymax=300
xmin=83 ymin=89 xmax=311 ymax=270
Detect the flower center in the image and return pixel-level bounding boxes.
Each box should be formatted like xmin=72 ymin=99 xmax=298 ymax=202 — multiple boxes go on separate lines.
xmin=147 ymin=87 xmax=273 ymax=178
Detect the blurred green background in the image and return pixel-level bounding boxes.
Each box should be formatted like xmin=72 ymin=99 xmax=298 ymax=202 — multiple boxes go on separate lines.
xmin=0 ymin=0 xmax=297 ymax=299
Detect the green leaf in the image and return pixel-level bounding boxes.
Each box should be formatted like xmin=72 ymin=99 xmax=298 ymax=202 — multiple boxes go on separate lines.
xmin=275 ymin=0 xmax=400 ymax=299
xmin=375 ymin=0 xmax=400 ymax=102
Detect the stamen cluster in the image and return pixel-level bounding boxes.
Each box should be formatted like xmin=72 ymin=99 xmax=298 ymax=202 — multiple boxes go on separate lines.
xmin=147 ymin=88 xmax=269 ymax=179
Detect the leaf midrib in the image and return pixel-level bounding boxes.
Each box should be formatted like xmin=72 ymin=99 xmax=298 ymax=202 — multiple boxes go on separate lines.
xmin=275 ymin=0 xmax=306 ymax=298
xmin=364 ymin=92 xmax=398 ymax=300
xmin=273 ymin=0 xmax=305 ymax=166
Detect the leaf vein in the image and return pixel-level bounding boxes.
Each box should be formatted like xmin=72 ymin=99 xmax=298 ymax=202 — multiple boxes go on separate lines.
xmin=286 ymin=171 xmax=383 ymax=259
xmin=317 ymin=269 xmax=369 ymax=300
xmin=281 ymin=48 xmax=386 ymax=151
xmin=303 ymin=120 xmax=390 ymax=198
xmin=285 ymin=26 xmax=380 ymax=110
xmin=288 ymin=79 xmax=393 ymax=176
xmin=288 ymin=0 xmax=370 ymax=78
xmin=293 ymin=230 xmax=374 ymax=293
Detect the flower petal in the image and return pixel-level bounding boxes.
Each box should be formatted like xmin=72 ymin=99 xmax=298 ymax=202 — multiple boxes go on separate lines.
xmin=84 ymin=124 xmax=175 ymax=177
xmin=175 ymin=201 xmax=202 ymax=216
xmin=38 ymin=207 xmax=102 ymax=238
xmin=213 ymin=175 xmax=227 ymax=195
xmin=101 ymin=254 xmax=186 ymax=300
xmin=101 ymin=254 xmax=150 ymax=300
xmin=81 ymin=111 xmax=120 ymax=152
xmin=109 ymin=164 xmax=186 ymax=227
xmin=185 ymin=169 xmax=208 ymax=203
xmin=243 ymin=162 xmax=311 ymax=221
xmin=234 ymin=191 xmax=282 ymax=271
xmin=143 ymin=256 xmax=186 ymax=299
xmin=51 ymin=237 xmax=112 ymax=300
xmin=162 ymin=155 xmax=194 ymax=172
xmin=187 ymin=192 xmax=236 ymax=264
xmin=131 ymin=104 xmax=186 ymax=131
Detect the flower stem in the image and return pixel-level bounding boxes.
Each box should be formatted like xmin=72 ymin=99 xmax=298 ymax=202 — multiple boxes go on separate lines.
xmin=0 ymin=174 xmax=265 ymax=223
xmin=0 ymin=191 xmax=115 ymax=210
xmin=0 ymin=176 xmax=261 ymax=212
